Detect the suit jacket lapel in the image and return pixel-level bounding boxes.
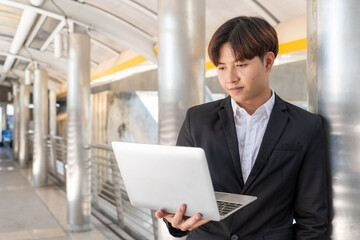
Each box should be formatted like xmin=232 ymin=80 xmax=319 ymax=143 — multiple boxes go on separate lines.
xmin=218 ymin=96 xmax=245 ymax=188
xmin=242 ymin=94 xmax=289 ymax=193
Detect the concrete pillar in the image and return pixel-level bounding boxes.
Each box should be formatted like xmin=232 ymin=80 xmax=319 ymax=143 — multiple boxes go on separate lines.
xmin=307 ymin=0 xmax=360 ymax=238
xmin=12 ymin=84 xmax=20 ymax=160
xmin=1 ymin=103 xmax=7 ymax=131
xmin=158 ymin=0 xmax=205 ymax=146
xmin=157 ymin=0 xmax=205 ymax=239
xmin=32 ymin=69 xmax=48 ymax=187
xmin=18 ymin=70 xmax=31 ymax=168
xmin=48 ymin=90 xmax=57 ymax=174
xmin=66 ymin=28 xmax=91 ymax=232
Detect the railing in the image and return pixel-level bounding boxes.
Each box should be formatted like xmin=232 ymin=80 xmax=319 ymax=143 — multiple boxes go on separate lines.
xmin=49 ymin=135 xmax=67 ymax=184
xmin=38 ymin=136 xmax=157 ymax=240
xmin=90 ymin=143 xmax=157 ymax=240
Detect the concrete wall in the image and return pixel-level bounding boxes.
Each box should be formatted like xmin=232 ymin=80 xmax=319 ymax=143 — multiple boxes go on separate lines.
xmin=106 ymin=60 xmax=307 ymax=101
xmin=270 ymin=60 xmax=307 ymax=103
xmin=110 ymin=69 xmax=158 ymax=92
xmin=104 ymin=59 xmax=307 ymax=145
xmin=107 ymin=92 xmax=158 ymax=144
xmin=206 ymin=60 xmax=307 ymax=104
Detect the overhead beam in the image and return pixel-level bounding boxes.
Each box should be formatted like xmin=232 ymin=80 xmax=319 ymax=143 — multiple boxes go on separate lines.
xmin=63 ymin=1 xmax=157 ymax=62
xmin=0 ymin=65 xmax=66 ymax=84
xmin=0 ymin=15 xmax=20 ymax=24
xmin=0 ymin=10 xmax=21 ymax=19
xmin=0 ymin=39 xmax=67 ymax=78
xmin=0 ymin=50 xmax=32 ymax=62
xmin=90 ymin=38 xmax=120 ymax=56
xmin=0 ymin=66 xmax=23 ymax=79
xmin=1 ymin=0 xmax=77 ymax=25
xmin=0 ymin=25 xmax=16 ymax=33
xmin=243 ymin=0 xmax=280 ymax=26
xmin=2 ymin=0 xmax=157 ymax=63
xmin=120 ymin=0 xmax=157 ymax=20
xmin=25 ymin=14 xmax=47 ymax=47
xmin=0 ymin=4 xmax=23 ymax=14
xmin=40 ymin=20 xmax=65 ymax=51
xmin=0 ymin=8 xmax=37 ymax=82
xmin=9 ymin=9 xmax=37 ymax=54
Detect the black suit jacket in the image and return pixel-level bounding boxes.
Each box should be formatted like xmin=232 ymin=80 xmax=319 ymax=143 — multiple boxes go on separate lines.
xmin=165 ymin=94 xmax=328 ymax=240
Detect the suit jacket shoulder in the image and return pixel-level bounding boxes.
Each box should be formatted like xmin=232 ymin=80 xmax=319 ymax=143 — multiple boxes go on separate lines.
xmin=188 ymin=97 xmax=228 ymax=116
xmin=275 ymin=96 xmax=323 ymax=140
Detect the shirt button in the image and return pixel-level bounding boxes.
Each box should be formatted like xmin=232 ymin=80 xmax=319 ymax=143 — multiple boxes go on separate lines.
xmin=230 ymin=234 xmax=239 ymax=240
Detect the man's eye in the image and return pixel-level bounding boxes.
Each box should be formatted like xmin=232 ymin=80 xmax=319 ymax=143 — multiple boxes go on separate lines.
xmin=217 ymin=67 xmax=225 ymax=70
xmin=236 ymin=64 xmax=246 ymax=68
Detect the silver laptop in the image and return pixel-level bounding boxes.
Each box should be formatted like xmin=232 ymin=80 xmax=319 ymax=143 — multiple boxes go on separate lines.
xmin=111 ymin=142 xmax=257 ymax=221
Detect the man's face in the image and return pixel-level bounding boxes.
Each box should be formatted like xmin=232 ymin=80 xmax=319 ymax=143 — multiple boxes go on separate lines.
xmin=217 ymin=42 xmax=273 ymax=111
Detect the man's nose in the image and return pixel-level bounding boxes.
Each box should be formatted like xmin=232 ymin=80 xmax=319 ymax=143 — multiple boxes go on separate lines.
xmin=226 ymin=67 xmax=239 ymax=83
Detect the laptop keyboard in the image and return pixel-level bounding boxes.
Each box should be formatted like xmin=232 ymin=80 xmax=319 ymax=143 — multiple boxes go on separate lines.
xmin=217 ymin=201 xmax=243 ymax=216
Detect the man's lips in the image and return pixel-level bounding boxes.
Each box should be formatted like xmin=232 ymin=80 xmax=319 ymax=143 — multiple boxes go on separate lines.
xmin=229 ymin=87 xmax=244 ymax=93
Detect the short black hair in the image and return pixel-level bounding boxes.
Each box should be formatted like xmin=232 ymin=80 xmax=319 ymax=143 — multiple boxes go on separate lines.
xmin=208 ymin=16 xmax=279 ymax=66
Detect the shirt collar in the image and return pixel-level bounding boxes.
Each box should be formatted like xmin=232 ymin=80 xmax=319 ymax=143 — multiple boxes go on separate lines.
xmin=231 ymin=90 xmax=275 ymax=118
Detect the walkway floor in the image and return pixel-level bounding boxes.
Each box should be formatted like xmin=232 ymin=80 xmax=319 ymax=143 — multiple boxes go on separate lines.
xmin=0 ymin=146 xmax=120 ymax=240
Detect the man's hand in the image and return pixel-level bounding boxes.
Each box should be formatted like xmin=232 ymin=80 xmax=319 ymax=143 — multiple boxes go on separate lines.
xmin=155 ymin=204 xmax=210 ymax=232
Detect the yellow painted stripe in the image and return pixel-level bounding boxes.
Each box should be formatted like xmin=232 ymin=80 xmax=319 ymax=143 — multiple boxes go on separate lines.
xmin=205 ymin=61 xmax=215 ymax=70
xmin=90 ymin=55 xmax=147 ymax=81
xmin=278 ymin=38 xmax=307 ymax=55
xmin=154 ymin=45 xmax=158 ymax=54
xmin=90 ymin=45 xmax=158 ymax=81
xmin=205 ymin=38 xmax=307 ymax=70
xmin=57 ymin=38 xmax=307 ymax=98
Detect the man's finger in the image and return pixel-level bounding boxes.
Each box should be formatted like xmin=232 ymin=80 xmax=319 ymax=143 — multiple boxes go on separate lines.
xmin=155 ymin=210 xmax=165 ymax=218
xmin=179 ymin=213 xmax=202 ymax=230
xmin=171 ymin=204 xmax=187 ymax=228
xmin=155 ymin=210 xmax=173 ymax=219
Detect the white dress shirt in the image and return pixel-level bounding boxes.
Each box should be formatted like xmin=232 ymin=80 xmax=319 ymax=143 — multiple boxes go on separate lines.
xmin=231 ymin=91 xmax=275 ymax=183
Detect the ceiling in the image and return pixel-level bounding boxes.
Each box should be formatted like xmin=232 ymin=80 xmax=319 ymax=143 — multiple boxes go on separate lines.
xmin=0 ymin=0 xmax=306 ymax=89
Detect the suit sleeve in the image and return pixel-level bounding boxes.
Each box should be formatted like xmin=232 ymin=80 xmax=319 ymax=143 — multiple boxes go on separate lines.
xmin=162 ymin=108 xmax=194 ymax=237
xmin=294 ymin=117 xmax=329 ymax=239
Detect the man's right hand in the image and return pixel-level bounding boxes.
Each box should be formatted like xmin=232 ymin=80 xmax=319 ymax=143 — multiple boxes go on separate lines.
xmin=155 ymin=204 xmax=210 ymax=232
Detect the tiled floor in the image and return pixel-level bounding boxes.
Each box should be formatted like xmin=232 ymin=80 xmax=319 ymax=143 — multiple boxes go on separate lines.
xmin=0 ymin=146 xmax=120 ymax=240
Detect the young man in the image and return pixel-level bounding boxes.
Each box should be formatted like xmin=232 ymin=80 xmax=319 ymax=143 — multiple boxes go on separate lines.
xmin=156 ymin=16 xmax=328 ymax=239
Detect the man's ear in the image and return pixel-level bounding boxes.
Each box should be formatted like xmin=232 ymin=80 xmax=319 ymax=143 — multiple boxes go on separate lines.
xmin=265 ymin=52 xmax=275 ymax=71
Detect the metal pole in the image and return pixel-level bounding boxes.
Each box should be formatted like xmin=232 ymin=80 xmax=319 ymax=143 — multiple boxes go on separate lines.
xmin=19 ymin=76 xmax=30 ymax=168
xmin=49 ymin=90 xmax=57 ymax=174
xmin=12 ymin=84 xmax=20 ymax=160
xmin=307 ymin=0 xmax=360 ymax=238
xmin=157 ymin=0 xmax=205 ymax=239
xmin=158 ymin=0 xmax=205 ymax=146
xmin=66 ymin=29 xmax=91 ymax=232
xmin=32 ymin=69 xmax=48 ymax=187
xmin=1 ymin=103 xmax=6 ymax=131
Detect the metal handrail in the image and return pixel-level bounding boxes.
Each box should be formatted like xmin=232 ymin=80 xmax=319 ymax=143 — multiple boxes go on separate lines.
xmin=45 ymin=135 xmax=68 ymax=184
xmin=91 ymin=143 xmax=157 ymax=240
xmin=42 ymin=136 xmax=157 ymax=240
xmin=90 ymin=143 xmax=112 ymax=151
